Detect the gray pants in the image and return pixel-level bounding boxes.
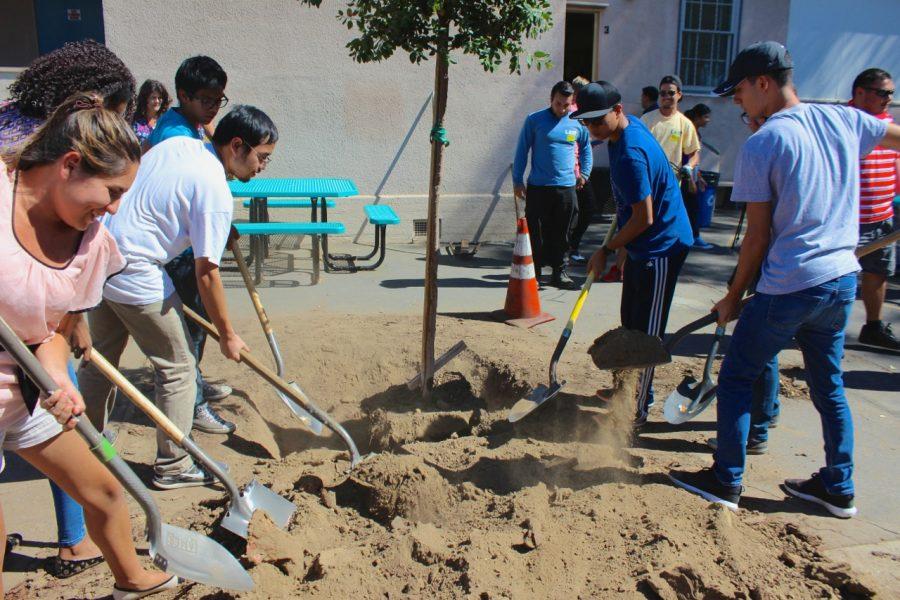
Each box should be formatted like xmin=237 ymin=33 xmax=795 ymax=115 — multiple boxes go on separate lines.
xmin=78 ymin=295 xmax=197 ymax=476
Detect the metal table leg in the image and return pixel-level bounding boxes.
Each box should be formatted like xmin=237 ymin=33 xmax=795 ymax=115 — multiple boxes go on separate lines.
xmin=311 ymin=198 xmax=320 ymax=285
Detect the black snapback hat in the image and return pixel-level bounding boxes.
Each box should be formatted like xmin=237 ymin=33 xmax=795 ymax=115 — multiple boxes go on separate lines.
xmin=714 ymin=41 xmax=792 ymax=96
xmin=570 ymin=81 xmax=622 ymax=120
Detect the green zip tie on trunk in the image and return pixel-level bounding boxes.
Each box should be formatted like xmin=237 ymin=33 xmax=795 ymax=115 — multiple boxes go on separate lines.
xmin=92 ymin=437 xmax=117 ymax=463
xmin=430 ymin=124 xmax=449 ymax=146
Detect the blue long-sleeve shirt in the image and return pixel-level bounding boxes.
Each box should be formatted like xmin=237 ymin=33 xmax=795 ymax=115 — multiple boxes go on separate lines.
xmin=513 ymin=108 xmax=592 ymax=187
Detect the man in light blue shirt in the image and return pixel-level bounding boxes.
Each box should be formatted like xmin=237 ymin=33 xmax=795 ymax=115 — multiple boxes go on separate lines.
xmin=669 ymin=42 xmax=900 ymax=518
xmin=513 ymin=81 xmax=592 ymax=289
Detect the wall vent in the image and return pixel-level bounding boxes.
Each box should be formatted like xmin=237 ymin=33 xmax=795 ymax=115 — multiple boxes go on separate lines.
xmin=413 ymin=218 xmax=441 ymax=237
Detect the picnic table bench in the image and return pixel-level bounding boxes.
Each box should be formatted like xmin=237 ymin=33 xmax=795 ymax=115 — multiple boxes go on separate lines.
xmin=230 ymin=178 xmax=400 ymax=284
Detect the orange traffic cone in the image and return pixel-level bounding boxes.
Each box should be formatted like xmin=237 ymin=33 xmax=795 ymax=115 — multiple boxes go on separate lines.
xmin=501 ymin=217 xmax=555 ymax=328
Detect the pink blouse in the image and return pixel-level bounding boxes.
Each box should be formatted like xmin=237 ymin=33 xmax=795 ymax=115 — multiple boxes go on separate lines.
xmin=0 ymin=170 xmax=125 ymax=401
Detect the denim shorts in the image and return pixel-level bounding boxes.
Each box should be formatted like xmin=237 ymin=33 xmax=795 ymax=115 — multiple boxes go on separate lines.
xmin=858 ymin=217 xmax=896 ymax=276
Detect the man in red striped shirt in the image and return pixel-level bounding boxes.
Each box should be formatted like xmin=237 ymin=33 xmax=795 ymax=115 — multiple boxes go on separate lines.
xmin=851 ymin=68 xmax=899 ymax=350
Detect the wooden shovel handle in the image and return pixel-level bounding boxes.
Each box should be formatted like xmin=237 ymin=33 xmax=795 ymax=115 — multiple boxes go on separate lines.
xmin=181 ymin=306 xmax=316 ymax=412
xmin=229 ymin=238 xmax=274 ymax=336
xmin=88 ymin=351 xmax=186 ymax=444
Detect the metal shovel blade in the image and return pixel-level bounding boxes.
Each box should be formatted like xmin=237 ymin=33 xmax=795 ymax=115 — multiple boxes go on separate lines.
xmin=244 ymin=479 xmax=296 ymax=529
xmin=153 ymin=523 xmax=254 ymax=591
xmin=663 ymin=376 xmax=717 ymax=424
xmin=283 ymin=381 xmax=325 ymax=436
xmin=508 ymin=380 xmax=565 ymax=423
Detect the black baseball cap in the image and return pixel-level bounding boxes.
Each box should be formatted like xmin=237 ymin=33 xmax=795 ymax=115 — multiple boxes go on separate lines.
xmin=714 ymin=41 xmax=792 ymax=96
xmin=570 ymin=81 xmax=622 ymax=120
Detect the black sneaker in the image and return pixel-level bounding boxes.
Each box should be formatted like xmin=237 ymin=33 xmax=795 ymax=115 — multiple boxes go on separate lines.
xmin=569 ymin=252 xmax=587 ymax=264
xmin=707 ymin=437 xmax=768 ymax=455
xmin=192 ymin=402 xmax=236 ymax=434
xmin=668 ymin=467 xmax=742 ymax=511
xmin=858 ymin=322 xmax=900 ymax=351
xmin=781 ymin=473 xmax=857 ymax=519
xmin=152 ymin=463 xmax=216 ymax=490
xmin=551 ymin=270 xmax=580 ymax=290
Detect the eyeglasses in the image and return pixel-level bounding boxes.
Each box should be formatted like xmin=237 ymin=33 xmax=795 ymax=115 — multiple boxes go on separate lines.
xmin=659 ymin=90 xmax=678 ymax=97
xmin=191 ymin=93 xmax=229 ymax=109
xmin=864 ymin=87 xmax=895 ymax=99
xmin=578 ymin=117 xmax=605 ymax=126
xmin=242 ymin=140 xmax=272 ymax=166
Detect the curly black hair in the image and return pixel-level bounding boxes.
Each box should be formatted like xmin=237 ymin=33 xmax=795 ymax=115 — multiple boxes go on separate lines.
xmin=8 ymin=40 xmax=136 ymax=120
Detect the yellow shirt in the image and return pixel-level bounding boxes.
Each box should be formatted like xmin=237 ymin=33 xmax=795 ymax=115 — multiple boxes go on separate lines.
xmin=640 ymin=109 xmax=701 ymax=176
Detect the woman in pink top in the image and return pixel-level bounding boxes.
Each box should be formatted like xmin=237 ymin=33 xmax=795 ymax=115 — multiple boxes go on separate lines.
xmin=0 ymin=94 xmax=177 ymax=599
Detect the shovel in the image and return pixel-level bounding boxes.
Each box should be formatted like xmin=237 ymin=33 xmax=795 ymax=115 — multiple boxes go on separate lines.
xmin=0 ymin=316 xmax=253 ymax=591
xmin=88 ymin=351 xmax=296 ymax=539
xmin=229 ymin=238 xmax=325 ymax=436
xmin=508 ymin=271 xmax=596 ymax=422
xmin=662 ymin=324 xmax=726 ymax=424
xmin=182 ymin=306 xmax=366 ymax=467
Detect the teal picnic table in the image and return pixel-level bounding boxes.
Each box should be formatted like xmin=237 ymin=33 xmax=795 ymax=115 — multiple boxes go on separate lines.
xmin=229 ymin=178 xmax=359 ymax=283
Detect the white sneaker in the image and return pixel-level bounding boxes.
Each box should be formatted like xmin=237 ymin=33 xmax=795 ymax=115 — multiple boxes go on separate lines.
xmin=202 ymin=381 xmax=233 ymax=401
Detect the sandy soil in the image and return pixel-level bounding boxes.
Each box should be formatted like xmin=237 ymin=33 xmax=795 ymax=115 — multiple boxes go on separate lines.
xmin=6 ymin=313 xmax=881 ymax=599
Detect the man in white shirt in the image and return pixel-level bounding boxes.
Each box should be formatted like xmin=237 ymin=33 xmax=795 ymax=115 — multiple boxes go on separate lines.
xmin=79 ymin=105 xmax=277 ymax=489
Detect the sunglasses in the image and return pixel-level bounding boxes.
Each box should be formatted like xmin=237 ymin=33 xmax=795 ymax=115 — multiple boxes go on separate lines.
xmin=578 ymin=116 xmax=606 ymax=126
xmin=865 ymin=87 xmax=895 ymax=99
xmin=659 ymin=90 xmax=679 ymax=97
xmin=740 ymin=112 xmax=767 ymax=126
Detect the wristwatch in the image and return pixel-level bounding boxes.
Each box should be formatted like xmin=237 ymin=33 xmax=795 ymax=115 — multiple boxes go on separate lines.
xmin=601 ymin=244 xmax=614 ymax=257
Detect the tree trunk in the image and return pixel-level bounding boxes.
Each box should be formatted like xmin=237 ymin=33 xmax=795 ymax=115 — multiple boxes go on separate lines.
xmin=420 ymin=52 xmax=450 ymax=396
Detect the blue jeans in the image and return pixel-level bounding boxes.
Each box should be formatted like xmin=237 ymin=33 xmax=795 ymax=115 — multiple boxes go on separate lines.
xmin=164 ymin=249 xmax=206 ymax=407
xmin=714 ymin=274 xmax=856 ymax=495
xmin=49 ymin=361 xmax=87 ymax=547
xmin=749 ymin=356 xmax=780 ymax=444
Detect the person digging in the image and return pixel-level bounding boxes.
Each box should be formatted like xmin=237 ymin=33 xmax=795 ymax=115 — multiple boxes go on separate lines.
xmin=572 ymin=81 xmax=693 ymax=427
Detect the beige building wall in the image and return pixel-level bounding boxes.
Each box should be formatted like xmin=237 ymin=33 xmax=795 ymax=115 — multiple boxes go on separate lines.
xmin=102 ymin=0 xmax=566 ymax=244
xmin=101 ymin=0 xmax=887 ymax=245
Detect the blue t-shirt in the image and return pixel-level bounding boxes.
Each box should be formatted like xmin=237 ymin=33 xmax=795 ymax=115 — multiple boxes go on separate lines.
xmin=513 ymin=108 xmax=592 ymax=187
xmin=608 ymin=116 xmax=693 ymax=260
xmin=146 ymin=108 xmax=203 ymax=149
xmin=732 ymin=103 xmax=887 ymax=295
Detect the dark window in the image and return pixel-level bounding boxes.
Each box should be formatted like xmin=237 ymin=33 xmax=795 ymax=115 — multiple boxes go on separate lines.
xmin=678 ymin=0 xmax=741 ymax=90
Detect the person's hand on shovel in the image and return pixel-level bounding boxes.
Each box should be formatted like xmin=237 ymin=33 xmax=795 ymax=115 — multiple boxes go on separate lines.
xmin=588 ymin=244 xmax=615 ymax=280
xmin=35 ymin=335 xmax=84 ymax=429
xmin=712 ymin=292 xmax=742 ymax=326
xmin=219 ymin=330 xmax=249 ymax=363
xmin=59 ymin=312 xmax=92 ymax=361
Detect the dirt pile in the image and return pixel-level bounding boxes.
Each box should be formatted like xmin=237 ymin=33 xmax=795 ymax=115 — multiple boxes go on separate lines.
xmin=6 ymin=313 xmax=884 ymax=599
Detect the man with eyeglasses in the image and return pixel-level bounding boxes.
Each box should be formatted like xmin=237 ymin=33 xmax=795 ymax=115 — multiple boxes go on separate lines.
xmin=79 ymin=106 xmax=277 ymax=490
xmin=146 ymin=55 xmax=228 ymax=150
xmin=145 ymin=56 xmax=236 ymax=434
xmin=572 ymin=81 xmax=693 ymax=426
xmin=668 ymin=42 xmax=900 ymax=518
xmin=849 ymin=68 xmax=899 ymax=350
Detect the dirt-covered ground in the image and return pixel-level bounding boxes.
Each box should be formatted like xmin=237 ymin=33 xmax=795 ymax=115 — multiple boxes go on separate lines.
xmin=7 ymin=313 xmax=881 ymax=599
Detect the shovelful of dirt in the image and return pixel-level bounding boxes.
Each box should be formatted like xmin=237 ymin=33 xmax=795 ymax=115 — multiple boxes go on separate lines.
xmin=588 ymin=326 xmax=672 ymax=371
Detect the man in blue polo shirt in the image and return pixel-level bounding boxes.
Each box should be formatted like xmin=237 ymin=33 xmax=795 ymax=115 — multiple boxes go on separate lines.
xmin=573 ymin=81 xmax=693 ymax=425
xmin=513 ymin=81 xmax=592 ymax=289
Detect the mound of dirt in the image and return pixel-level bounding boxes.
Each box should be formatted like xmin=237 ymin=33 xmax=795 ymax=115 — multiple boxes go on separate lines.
xmin=344 ymin=454 xmax=456 ymax=524
xmin=589 ymin=326 xmax=671 ymax=370
xmin=7 ymin=312 xmax=885 ymax=599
